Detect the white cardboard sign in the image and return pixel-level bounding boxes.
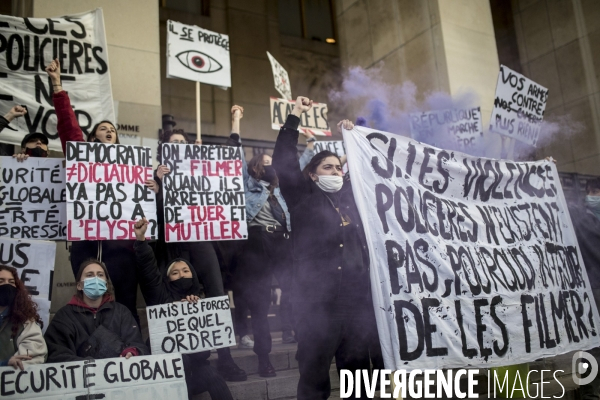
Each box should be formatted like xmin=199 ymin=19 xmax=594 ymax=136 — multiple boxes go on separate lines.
xmin=161 ymin=143 xmax=247 ymax=242
xmin=267 ymin=51 xmax=292 ymax=100
xmin=409 ymin=107 xmax=483 ymax=149
xmin=489 ymin=65 xmax=549 ymax=146
xmin=270 ymin=97 xmax=331 ymax=136
xmin=65 ymin=142 xmax=158 ymax=241
xmin=0 ymin=157 xmax=67 ymax=240
xmin=147 ymin=296 xmax=236 ymax=354
xmin=166 ymin=20 xmax=231 ymax=87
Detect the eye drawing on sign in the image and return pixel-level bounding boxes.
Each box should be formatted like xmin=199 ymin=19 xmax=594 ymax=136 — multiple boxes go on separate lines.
xmin=176 ymin=51 xmax=223 ymax=73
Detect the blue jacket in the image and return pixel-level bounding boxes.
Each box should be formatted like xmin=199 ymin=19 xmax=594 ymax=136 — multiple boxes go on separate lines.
xmin=227 ymin=133 xmax=292 ymax=232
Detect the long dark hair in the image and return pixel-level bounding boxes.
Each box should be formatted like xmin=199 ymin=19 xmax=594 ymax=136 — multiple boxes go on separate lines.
xmin=157 ymin=131 xmax=188 ymax=163
xmin=248 ymin=153 xmax=278 ymax=193
xmin=302 ymin=150 xmax=341 ymax=181
xmin=0 ymin=265 xmax=42 ymax=336
xmin=75 ymin=259 xmax=115 ymax=300
xmin=88 ymin=120 xmax=120 ymax=144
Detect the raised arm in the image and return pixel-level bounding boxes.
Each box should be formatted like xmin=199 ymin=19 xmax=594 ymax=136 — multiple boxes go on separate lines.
xmin=298 ymin=130 xmax=316 ymax=170
xmin=1 ymin=105 xmax=27 ymax=134
xmin=227 ymin=105 xmax=251 ymax=191
xmin=133 ymin=218 xmax=169 ymax=306
xmin=272 ymin=96 xmax=313 ymax=208
xmin=46 ymin=58 xmax=84 ymax=153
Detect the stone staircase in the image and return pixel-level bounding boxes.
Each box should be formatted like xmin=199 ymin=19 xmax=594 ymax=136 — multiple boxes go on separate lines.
xmin=195 ymin=333 xmax=340 ymax=400
xmin=192 ymin=335 xmax=583 ymax=400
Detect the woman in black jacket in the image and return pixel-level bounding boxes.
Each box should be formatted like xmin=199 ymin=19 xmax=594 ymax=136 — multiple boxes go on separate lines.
xmin=272 ymin=97 xmax=375 ymax=400
xmin=44 ymin=259 xmax=148 ymax=362
xmin=133 ymin=218 xmax=233 ymax=400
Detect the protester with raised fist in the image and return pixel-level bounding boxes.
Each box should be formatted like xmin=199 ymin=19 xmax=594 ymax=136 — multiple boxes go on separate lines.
xmin=45 ymin=58 xmax=156 ymax=323
xmin=0 ymin=105 xmax=27 ymax=133
xmin=225 ymin=104 xmax=294 ymax=377
xmin=0 ymin=105 xmax=48 ymax=163
xmin=152 ymin=128 xmax=247 ymax=382
xmin=272 ymin=96 xmax=376 ymax=399
xmin=46 ymin=58 xmax=119 ymax=149
xmin=44 ymin=260 xmax=148 ymax=362
xmin=0 ymin=265 xmax=47 ymax=370
xmin=133 ymin=218 xmax=234 ymax=400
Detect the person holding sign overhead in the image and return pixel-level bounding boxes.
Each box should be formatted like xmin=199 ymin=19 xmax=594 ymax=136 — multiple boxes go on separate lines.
xmin=226 ymin=104 xmax=295 ymax=377
xmin=153 ymin=128 xmax=248 ymax=383
xmin=272 ymin=97 xmax=376 ymax=400
xmin=132 ymin=218 xmax=234 ymax=400
xmin=0 ymin=265 xmax=47 ymax=370
xmin=45 ymin=59 xmax=156 ymax=323
xmin=44 ymin=259 xmax=148 ymax=362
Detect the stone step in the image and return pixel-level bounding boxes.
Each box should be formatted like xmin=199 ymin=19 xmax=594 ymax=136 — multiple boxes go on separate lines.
xmin=207 ymin=334 xmax=299 ymax=375
xmin=195 ymin=365 xmax=339 ymax=400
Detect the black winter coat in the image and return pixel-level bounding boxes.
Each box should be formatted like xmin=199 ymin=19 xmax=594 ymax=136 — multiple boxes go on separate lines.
xmin=272 ymin=115 xmax=370 ymax=305
xmin=44 ymin=296 xmax=148 ymax=363
xmin=134 ymin=240 xmax=211 ymax=363
xmin=569 ymin=204 xmax=600 ymax=289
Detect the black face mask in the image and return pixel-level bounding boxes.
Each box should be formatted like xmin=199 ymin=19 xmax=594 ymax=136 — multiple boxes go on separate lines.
xmin=25 ymin=147 xmax=48 ymax=158
xmin=0 ymin=284 xmax=17 ymax=307
xmin=262 ymin=165 xmax=277 ymax=183
xmin=168 ymin=277 xmax=194 ymax=295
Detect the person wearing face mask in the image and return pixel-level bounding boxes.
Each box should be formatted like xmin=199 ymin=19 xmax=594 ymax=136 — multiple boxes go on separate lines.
xmin=272 ymin=97 xmax=375 ymax=400
xmin=12 ymin=132 xmax=49 ymax=162
xmin=45 ymin=59 xmax=157 ymax=324
xmin=132 ymin=218 xmax=234 ymax=400
xmin=224 ymin=105 xmax=293 ymax=377
xmin=44 ymin=260 xmax=148 ymax=362
xmin=152 ymin=128 xmax=248 ymax=382
xmin=0 ymin=265 xmax=47 ymax=370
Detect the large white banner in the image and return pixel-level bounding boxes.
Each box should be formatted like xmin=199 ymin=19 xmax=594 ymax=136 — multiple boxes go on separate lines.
xmin=0 ymin=9 xmax=115 ymax=153
xmin=0 ymin=237 xmax=55 ymax=331
xmin=0 ymin=354 xmax=188 ymax=399
xmin=490 ymin=65 xmax=548 ymax=146
xmin=147 ymin=296 xmax=235 ymax=354
xmin=0 ymin=157 xmax=66 ymax=240
xmin=344 ymin=126 xmax=600 ymax=371
xmin=65 ymin=142 xmax=157 ymax=241
xmin=166 ymin=20 xmax=231 ymax=87
xmin=161 ymin=143 xmax=246 ymax=242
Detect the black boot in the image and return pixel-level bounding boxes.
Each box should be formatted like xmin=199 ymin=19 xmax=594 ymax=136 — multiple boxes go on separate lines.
xmin=217 ymin=350 xmax=247 ymax=382
xmin=258 ymin=355 xmax=276 ymax=378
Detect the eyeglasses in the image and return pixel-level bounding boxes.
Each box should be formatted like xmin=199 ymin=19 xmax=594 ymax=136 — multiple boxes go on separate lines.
xmin=170 ymin=140 xmax=188 ymax=144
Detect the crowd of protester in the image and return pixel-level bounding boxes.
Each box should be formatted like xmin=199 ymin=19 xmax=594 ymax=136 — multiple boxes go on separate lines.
xmin=3 ymin=58 xmax=600 ymax=400
xmin=0 ymin=58 xmax=375 ymax=400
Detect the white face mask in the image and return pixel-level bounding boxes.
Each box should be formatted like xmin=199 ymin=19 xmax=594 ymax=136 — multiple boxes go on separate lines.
xmin=315 ymin=174 xmax=343 ymax=193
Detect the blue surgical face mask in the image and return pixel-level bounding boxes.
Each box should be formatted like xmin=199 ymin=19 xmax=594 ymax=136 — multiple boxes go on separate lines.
xmin=585 ymin=195 xmax=600 ymax=210
xmin=82 ymin=276 xmax=107 ymax=300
